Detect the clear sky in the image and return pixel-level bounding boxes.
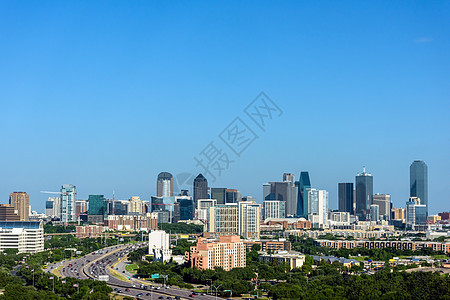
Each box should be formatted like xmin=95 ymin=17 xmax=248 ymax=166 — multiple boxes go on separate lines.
xmin=0 ymin=1 xmax=449 ymax=214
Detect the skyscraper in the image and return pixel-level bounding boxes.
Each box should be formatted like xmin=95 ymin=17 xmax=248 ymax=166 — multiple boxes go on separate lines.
xmin=372 ymin=194 xmax=391 ymax=220
xmin=211 ymin=188 xmax=227 ymax=205
xmin=193 ymin=174 xmax=208 ymax=209
xmin=157 ymin=172 xmax=174 ymax=197
xmin=297 ymin=172 xmax=311 ymax=218
xmin=355 ymin=168 xmax=373 ymax=221
xmin=8 ymin=192 xmax=29 ymax=221
xmin=263 ymin=174 xmax=297 ymax=217
xmin=410 ymin=160 xmax=428 ymax=215
xmin=88 ymin=195 xmax=107 ymax=216
xmin=60 ymin=184 xmax=76 ymax=223
xmin=338 ymin=183 xmax=354 ymax=214
xmin=307 ymin=189 xmax=328 ymax=227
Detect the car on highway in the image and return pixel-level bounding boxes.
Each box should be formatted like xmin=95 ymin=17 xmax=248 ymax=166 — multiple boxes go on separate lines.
xmin=136 ymin=293 xmax=143 ymax=297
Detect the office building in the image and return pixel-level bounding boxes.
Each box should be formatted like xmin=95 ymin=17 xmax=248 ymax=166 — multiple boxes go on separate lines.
xmin=0 ymin=221 xmax=44 ymax=253
xmin=264 ymin=175 xmax=298 ymax=217
xmin=157 ymin=172 xmax=174 ymax=197
xmin=297 ymin=172 xmax=311 ymax=218
xmin=9 ymin=192 xmax=29 ymax=221
xmin=0 ymin=204 xmax=20 ymax=221
xmin=148 ymin=230 xmax=172 ymax=262
xmin=185 ymin=235 xmax=246 ymax=271
xmin=370 ymin=204 xmax=380 ymax=222
xmin=210 ymin=188 xmax=226 ymax=204
xmin=45 ymin=197 xmax=60 ymax=218
xmin=263 ymin=200 xmax=286 ymax=220
xmin=129 ymin=196 xmax=143 ymax=214
xmin=193 ymin=174 xmax=208 ymax=209
xmin=308 ymin=189 xmax=328 ymax=227
xmin=406 ymin=197 xmax=427 ymax=230
xmin=259 ymin=251 xmax=305 ymax=270
xmin=207 ymin=203 xmax=239 ymax=237
xmin=105 ymin=213 xmax=158 ymax=231
xmin=372 ymin=194 xmax=391 ymax=220
xmin=410 ymin=160 xmax=428 ymax=215
xmin=355 ymin=168 xmax=373 ymax=221
xmin=391 ymin=207 xmax=406 ymax=220
xmin=88 ymin=195 xmax=107 ymax=215
xmin=173 ymin=196 xmax=194 ymax=222
xmin=338 ymin=183 xmax=354 ymax=214
xmin=238 ymin=200 xmax=261 ymax=239
xmin=60 ymin=184 xmax=76 ymax=223
xmin=225 ymin=189 xmax=241 ymax=204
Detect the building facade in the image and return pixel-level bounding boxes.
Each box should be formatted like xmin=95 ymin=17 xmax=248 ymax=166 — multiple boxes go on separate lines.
xmin=263 ymin=176 xmax=298 ymax=217
xmin=0 ymin=221 xmax=44 ymax=253
xmin=372 ymin=194 xmax=391 ymax=220
xmin=263 ymin=200 xmax=286 ymax=220
xmin=410 ymin=160 xmax=428 ymax=215
xmin=355 ymin=168 xmax=373 ymax=221
xmin=338 ymin=183 xmax=354 ymax=215
xmin=297 ymin=172 xmax=311 ymax=218
xmin=9 ymin=192 xmax=29 ymax=221
xmin=193 ymin=173 xmax=208 ymax=209
xmin=308 ymin=189 xmax=328 ymax=227
xmin=0 ymin=204 xmax=20 ymax=221
xmin=238 ymin=200 xmax=261 ymax=239
xmin=60 ymin=184 xmax=76 ymax=223
xmin=157 ymin=172 xmax=174 ymax=197
xmin=185 ymin=235 xmax=245 ymax=271
xmin=148 ymin=230 xmax=172 ymax=262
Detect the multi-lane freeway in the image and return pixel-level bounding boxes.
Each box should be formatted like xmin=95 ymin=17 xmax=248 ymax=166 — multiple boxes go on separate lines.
xmin=46 ymin=244 xmax=218 ymax=300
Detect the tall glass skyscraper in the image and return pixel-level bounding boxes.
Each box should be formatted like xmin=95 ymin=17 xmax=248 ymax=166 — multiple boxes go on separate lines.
xmin=297 ymin=172 xmax=311 ymax=218
xmin=355 ymin=168 xmax=373 ymax=221
xmin=410 ymin=160 xmax=428 ymax=215
xmin=88 ymin=195 xmax=107 ymax=216
xmin=193 ymin=173 xmax=208 ymax=209
xmin=60 ymin=184 xmax=76 ymax=223
xmin=338 ymin=183 xmax=354 ymax=214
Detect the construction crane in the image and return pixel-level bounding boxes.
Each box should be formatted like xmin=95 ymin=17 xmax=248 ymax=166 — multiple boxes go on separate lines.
xmin=40 ymin=191 xmax=65 ymax=195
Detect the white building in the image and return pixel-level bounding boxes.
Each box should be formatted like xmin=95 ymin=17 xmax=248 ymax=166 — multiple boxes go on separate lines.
xmin=308 ymin=189 xmax=328 ymax=228
xmin=148 ymin=230 xmax=172 ymax=262
xmin=370 ymin=204 xmax=380 ymax=222
xmin=239 ymin=201 xmax=261 ymax=239
xmin=60 ymin=184 xmax=76 ymax=223
xmin=45 ymin=197 xmax=60 ymax=218
xmin=0 ymin=221 xmax=44 ymax=253
xmin=406 ymin=197 xmax=427 ymax=230
xmin=259 ymin=251 xmax=305 ymax=270
xmin=263 ymin=200 xmax=286 ymax=220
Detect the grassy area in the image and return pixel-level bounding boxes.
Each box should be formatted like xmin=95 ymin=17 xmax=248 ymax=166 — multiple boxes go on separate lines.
xmin=109 ymin=267 xmax=131 ymax=282
xmin=433 ymin=255 xmax=448 ymax=259
xmin=126 ymin=263 xmax=138 ymax=274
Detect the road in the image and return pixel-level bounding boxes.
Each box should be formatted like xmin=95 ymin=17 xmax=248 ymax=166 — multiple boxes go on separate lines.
xmin=46 ymin=243 xmax=218 ymax=300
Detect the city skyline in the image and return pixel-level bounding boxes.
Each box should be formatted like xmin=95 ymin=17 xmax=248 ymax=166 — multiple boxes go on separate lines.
xmin=1 ymin=2 xmax=449 ymax=214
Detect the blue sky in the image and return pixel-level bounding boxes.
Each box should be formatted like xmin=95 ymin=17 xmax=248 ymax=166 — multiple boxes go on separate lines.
xmin=0 ymin=1 xmax=449 ymax=214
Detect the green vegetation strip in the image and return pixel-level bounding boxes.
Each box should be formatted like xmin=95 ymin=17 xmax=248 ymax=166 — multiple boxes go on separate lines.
xmin=125 ymin=263 xmax=138 ymax=273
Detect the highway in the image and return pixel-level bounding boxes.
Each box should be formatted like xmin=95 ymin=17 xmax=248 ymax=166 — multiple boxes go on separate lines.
xmin=46 ymin=244 xmax=218 ymax=300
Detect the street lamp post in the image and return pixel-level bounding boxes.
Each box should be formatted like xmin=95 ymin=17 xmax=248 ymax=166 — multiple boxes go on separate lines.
xmin=212 ymin=284 xmax=222 ymax=300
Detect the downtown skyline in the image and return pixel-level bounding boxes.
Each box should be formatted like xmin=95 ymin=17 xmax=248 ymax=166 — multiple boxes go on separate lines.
xmin=1 ymin=2 xmax=449 ymax=214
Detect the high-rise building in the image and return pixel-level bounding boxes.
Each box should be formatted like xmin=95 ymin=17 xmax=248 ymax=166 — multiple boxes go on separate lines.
xmin=297 ymin=172 xmax=311 ymax=218
xmin=410 ymin=160 xmax=428 ymax=215
xmin=238 ymin=200 xmax=261 ymax=239
xmin=45 ymin=197 xmax=61 ymax=219
xmin=226 ymin=189 xmax=241 ymax=204
xmin=211 ymin=188 xmax=226 ymax=205
xmin=193 ymin=174 xmax=208 ymax=209
xmin=185 ymin=235 xmax=246 ymax=271
xmin=263 ymin=200 xmax=286 ymax=220
xmin=173 ymin=196 xmax=194 ymax=222
xmin=88 ymin=195 xmax=107 ymax=216
xmin=208 ymin=203 xmax=239 ymax=236
xmin=406 ymin=197 xmax=427 ymax=230
xmin=60 ymin=184 xmax=76 ymax=223
xmin=338 ymin=183 xmax=354 ymax=214
xmin=157 ymin=172 xmax=174 ymax=197
xmin=307 ymin=189 xmax=328 ymax=227
xmin=0 ymin=204 xmax=20 ymax=221
xmin=75 ymin=199 xmax=88 ymax=218
xmin=148 ymin=230 xmax=172 ymax=262
xmin=0 ymin=221 xmax=44 ymax=253
xmin=263 ymin=176 xmax=298 ymax=217
xmin=129 ymin=196 xmax=143 ymax=214
xmin=372 ymin=194 xmax=391 ymax=220
xmin=391 ymin=207 xmax=406 ymax=220
xmin=355 ymin=168 xmax=373 ymax=221
xmin=283 ymin=173 xmax=295 ymax=183
xmin=8 ymin=192 xmax=29 ymax=221
xmin=370 ymin=204 xmax=380 ymax=221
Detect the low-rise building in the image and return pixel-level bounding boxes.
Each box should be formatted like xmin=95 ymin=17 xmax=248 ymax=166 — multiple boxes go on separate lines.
xmin=75 ymin=225 xmax=106 ymax=238
xmin=185 ymin=235 xmax=245 ymax=271
xmin=259 ymin=251 xmax=305 ymax=269
xmin=264 ymin=218 xmax=311 ymax=230
xmin=105 ymin=213 xmax=158 ymax=231
xmin=148 ymin=230 xmax=172 ymax=262
xmin=0 ymin=221 xmax=44 ymax=253
xmin=244 ymin=239 xmax=291 ymax=252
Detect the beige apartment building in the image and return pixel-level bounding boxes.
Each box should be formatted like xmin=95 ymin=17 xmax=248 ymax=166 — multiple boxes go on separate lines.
xmin=185 ymin=235 xmax=246 ymax=271
xmin=9 ymin=192 xmax=29 ymax=221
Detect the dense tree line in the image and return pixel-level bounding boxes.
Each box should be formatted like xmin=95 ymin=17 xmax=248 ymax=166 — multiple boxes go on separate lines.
xmin=157 ymin=223 xmax=203 ymax=234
